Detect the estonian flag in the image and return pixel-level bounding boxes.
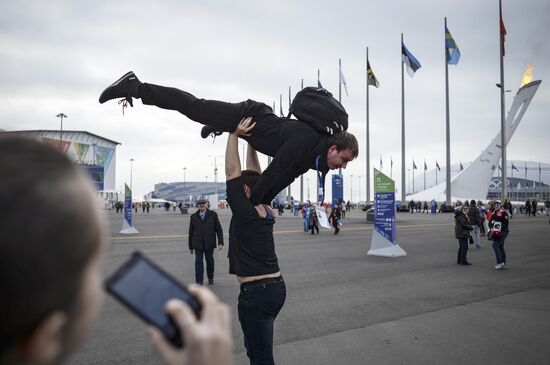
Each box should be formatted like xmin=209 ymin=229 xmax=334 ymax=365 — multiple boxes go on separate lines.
xmin=436 ymin=161 xmax=441 ymax=171
xmin=339 ymin=67 xmax=348 ymax=96
xmin=413 ymin=160 xmax=418 ymax=170
xmin=367 ymin=61 xmax=380 ymax=88
xmin=445 ymin=25 xmax=461 ymax=65
xmin=402 ymin=42 xmax=422 ymax=78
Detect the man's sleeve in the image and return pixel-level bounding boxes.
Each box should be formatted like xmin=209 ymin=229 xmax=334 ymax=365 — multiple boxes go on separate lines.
xmin=250 ymin=142 xmax=302 ymax=205
xmin=226 ymin=177 xmax=258 ymax=220
xmin=188 ymin=216 xmax=194 ymax=250
xmin=215 ymin=212 xmax=224 ymax=246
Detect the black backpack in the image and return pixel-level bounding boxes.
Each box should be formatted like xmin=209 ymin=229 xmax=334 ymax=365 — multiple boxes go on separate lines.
xmin=287 ymin=87 xmax=348 ymax=135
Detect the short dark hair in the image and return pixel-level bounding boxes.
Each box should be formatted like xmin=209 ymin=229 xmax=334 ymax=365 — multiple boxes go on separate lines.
xmin=327 ymin=131 xmax=359 ymax=158
xmin=0 ymin=137 xmax=103 ymax=356
xmin=241 ymin=170 xmax=261 ymax=189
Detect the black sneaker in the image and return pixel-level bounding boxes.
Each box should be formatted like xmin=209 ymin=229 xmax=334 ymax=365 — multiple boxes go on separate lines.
xmin=201 ymin=125 xmax=223 ymax=139
xmin=208 ymin=279 xmax=214 ymax=285
xmin=98 ymin=71 xmax=141 ymax=105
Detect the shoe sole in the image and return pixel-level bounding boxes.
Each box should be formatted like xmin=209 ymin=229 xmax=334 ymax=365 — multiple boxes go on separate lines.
xmin=99 ymin=71 xmax=135 ymax=103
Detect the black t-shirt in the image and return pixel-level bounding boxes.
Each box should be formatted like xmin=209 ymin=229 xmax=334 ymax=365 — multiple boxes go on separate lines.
xmin=226 ymin=177 xmax=279 ymax=277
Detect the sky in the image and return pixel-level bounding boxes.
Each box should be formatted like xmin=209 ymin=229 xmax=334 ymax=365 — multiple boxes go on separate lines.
xmin=1 ymin=0 xmax=549 ymax=201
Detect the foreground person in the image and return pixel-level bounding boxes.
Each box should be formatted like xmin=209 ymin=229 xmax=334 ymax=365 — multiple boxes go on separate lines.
xmin=0 ymin=137 xmax=232 ymax=365
xmin=454 ymin=204 xmax=474 ymax=265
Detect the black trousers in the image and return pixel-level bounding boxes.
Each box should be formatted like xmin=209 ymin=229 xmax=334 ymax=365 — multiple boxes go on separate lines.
xmin=457 ymin=237 xmax=469 ymax=263
xmin=194 ymin=248 xmax=214 ymax=284
xmin=238 ymin=277 xmax=286 ymax=365
xmin=139 ymin=83 xmax=285 ymax=157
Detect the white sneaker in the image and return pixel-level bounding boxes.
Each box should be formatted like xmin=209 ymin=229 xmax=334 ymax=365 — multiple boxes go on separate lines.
xmin=495 ymin=263 xmax=505 ymax=270
xmin=502 ymin=263 xmax=508 ymax=269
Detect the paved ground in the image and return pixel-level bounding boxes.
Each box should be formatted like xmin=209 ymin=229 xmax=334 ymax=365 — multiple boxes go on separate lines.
xmin=68 ymin=208 xmax=550 ymax=365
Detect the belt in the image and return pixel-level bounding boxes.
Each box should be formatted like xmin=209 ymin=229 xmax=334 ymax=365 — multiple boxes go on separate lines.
xmin=240 ymin=275 xmax=284 ymax=290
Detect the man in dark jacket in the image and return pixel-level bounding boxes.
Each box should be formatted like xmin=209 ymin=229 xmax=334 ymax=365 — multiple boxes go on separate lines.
xmin=455 ymin=204 xmax=474 ymax=265
xmin=468 ymin=199 xmax=482 ymax=248
xmin=189 ymin=199 xmax=224 ymax=285
xmin=98 ymin=71 xmax=359 ymax=207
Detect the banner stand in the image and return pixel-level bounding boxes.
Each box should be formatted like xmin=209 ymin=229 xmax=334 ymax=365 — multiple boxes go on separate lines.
xmin=367 ymin=168 xmax=406 ymax=257
xmin=120 ymin=183 xmax=139 ymax=235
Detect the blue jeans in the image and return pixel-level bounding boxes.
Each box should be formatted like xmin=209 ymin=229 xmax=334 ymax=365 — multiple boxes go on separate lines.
xmin=492 ymin=231 xmax=508 ymax=265
xmin=194 ymin=248 xmax=214 ymax=284
xmin=238 ymin=277 xmax=286 ymax=365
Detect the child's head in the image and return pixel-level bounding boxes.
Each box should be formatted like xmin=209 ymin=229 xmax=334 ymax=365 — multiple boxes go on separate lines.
xmin=0 ymin=137 xmax=108 ymax=365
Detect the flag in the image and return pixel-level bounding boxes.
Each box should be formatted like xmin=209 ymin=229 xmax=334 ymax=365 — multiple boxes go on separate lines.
xmin=413 ymin=160 xmax=418 ymax=170
xmin=525 ymin=161 xmax=528 ymax=177
xmin=460 ymin=161 xmax=464 ymax=171
xmin=498 ymin=165 xmax=502 ymax=171
xmin=500 ymin=2 xmax=507 ymax=56
xmin=391 ymin=156 xmax=393 ymax=169
xmin=380 ymin=156 xmax=383 ymax=169
xmin=424 ymin=161 xmax=428 ymax=171
xmin=402 ymin=42 xmax=422 ymax=78
xmin=279 ymin=96 xmax=284 ymax=117
xmin=445 ymin=25 xmax=461 ymax=65
xmin=367 ymin=61 xmax=380 ymax=88
xmin=317 ymin=69 xmax=323 ymax=88
xmin=339 ymin=66 xmax=348 ymax=96
xmin=512 ymin=163 xmax=519 ymax=172
xmin=436 ymin=161 xmax=441 ymax=171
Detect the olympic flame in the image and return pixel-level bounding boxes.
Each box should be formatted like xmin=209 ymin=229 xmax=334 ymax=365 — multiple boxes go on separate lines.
xmin=520 ymin=64 xmax=533 ymax=88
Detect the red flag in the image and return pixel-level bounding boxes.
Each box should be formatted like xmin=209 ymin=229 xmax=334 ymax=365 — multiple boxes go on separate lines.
xmin=500 ymin=1 xmax=507 ymax=56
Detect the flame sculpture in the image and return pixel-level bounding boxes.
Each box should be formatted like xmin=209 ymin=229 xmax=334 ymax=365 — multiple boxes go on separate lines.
xmin=520 ymin=64 xmax=533 ymax=87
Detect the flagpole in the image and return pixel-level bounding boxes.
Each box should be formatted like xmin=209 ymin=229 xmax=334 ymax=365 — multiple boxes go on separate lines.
xmin=444 ymin=17 xmax=452 ymax=209
xmin=338 ymin=58 xmax=343 ymax=175
xmin=401 ymin=33 xmax=406 ymax=208
xmin=366 ymin=47 xmax=371 ymax=205
xmin=499 ymin=0 xmax=507 ymax=202
xmin=436 ymin=161 xmax=439 ymax=185
xmin=390 ymin=156 xmax=393 ymax=179
xmin=424 ymin=159 xmax=426 ymax=190
xmin=412 ymin=161 xmax=415 ymax=194
xmin=300 ymin=80 xmax=304 ymax=203
xmin=288 ymin=86 xmax=292 ymax=201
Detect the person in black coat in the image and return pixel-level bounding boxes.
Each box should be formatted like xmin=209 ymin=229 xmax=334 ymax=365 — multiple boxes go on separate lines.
xmin=99 ymin=72 xmax=359 ymax=208
xmin=189 ymin=199 xmax=224 ymax=285
xmin=455 ymin=204 xmax=474 ymax=265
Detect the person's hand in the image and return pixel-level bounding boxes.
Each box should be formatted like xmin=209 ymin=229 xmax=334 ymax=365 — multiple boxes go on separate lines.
xmin=189 ymin=249 xmax=194 ymax=254
xmin=232 ymin=117 xmax=256 ymax=137
xmin=149 ymin=285 xmax=233 ymax=365
xmin=217 ymin=244 xmax=223 ymax=251
xmin=254 ymin=204 xmax=275 ymax=218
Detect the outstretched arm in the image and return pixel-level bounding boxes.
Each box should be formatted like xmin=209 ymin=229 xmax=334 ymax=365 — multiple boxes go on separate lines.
xmin=246 ymin=143 xmax=261 ymax=174
xmin=225 ymin=117 xmax=255 ymax=181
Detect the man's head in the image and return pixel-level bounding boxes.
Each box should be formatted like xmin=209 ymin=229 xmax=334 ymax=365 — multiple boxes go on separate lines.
xmin=196 ymin=199 xmax=207 ymax=213
xmin=241 ymin=170 xmax=261 ymax=199
xmin=326 ymin=131 xmax=359 ymax=170
xmin=0 ymin=137 xmax=107 ymax=365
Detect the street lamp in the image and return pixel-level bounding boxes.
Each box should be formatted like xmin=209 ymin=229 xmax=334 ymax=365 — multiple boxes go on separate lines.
xmin=358 ymin=175 xmax=362 ymax=203
xmin=350 ymin=174 xmax=354 ymax=203
xmin=130 ymin=158 xmax=135 ymax=191
xmin=209 ymin=155 xmax=222 ymax=202
xmin=183 ymin=167 xmax=187 ymax=202
xmin=56 ymin=113 xmax=67 ymax=142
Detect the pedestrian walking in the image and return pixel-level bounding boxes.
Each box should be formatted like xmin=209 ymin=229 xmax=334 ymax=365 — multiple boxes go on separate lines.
xmin=309 ymin=206 xmax=320 ymax=235
xmin=189 ymin=198 xmax=224 ymax=285
xmin=489 ymin=201 xmax=510 ymax=270
xmin=328 ymin=206 xmax=341 ymax=235
xmin=468 ymin=200 xmax=482 ymax=248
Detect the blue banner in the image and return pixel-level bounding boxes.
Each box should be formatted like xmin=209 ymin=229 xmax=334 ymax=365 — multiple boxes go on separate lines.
xmin=374 ymin=169 xmax=396 ymax=244
xmin=332 ymin=174 xmax=343 ymax=206
xmin=124 ymin=184 xmax=132 ymax=227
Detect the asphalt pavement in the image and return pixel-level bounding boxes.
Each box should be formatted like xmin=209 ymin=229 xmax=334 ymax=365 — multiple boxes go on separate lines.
xmin=68 ymin=208 xmax=550 ymax=365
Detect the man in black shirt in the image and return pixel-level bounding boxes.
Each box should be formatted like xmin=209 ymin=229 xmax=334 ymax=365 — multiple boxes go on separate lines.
xmin=225 ymin=117 xmax=285 ymax=365
xmin=98 ymin=71 xmax=359 ymax=208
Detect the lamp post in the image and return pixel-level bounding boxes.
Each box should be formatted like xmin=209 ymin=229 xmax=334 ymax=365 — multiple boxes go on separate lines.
xmin=350 ymin=174 xmax=354 ymax=203
xmin=129 ymin=158 xmax=134 ymax=191
xmin=183 ymin=167 xmax=187 ymax=202
xmin=358 ymin=175 xmax=362 ymax=203
xmin=56 ymin=113 xmax=67 ymax=142
xmin=209 ymin=155 xmax=222 ymax=203
xmin=306 ymin=178 xmax=310 ymax=201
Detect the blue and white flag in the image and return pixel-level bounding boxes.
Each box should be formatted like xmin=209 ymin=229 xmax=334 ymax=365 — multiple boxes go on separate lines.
xmin=445 ymin=25 xmax=461 ymax=65
xmin=402 ymin=42 xmax=422 ymax=78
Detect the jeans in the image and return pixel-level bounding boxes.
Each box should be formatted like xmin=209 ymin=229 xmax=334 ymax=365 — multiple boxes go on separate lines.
xmin=492 ymin=231 xmax=509 ymax=265
xmin=457 ymin=237 xmax=469 ymax=263
xmin=194 ymin=248 xmax=214 ymax=284
xmin=238 ymin=277 xmax=286 ymax=365
xmin=139 ymin=83 xmax=284 ymax=157
xmin=472 ymin=226 xmax=481 ymax=246
xmin=303 ymin=217 xmax=309 ymax=232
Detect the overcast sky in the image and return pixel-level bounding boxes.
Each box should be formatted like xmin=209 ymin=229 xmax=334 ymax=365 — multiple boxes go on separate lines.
xmin=1 ymin=0 xmax=549 ymax=200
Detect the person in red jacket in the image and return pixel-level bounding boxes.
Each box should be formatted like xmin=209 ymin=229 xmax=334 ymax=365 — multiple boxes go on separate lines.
xmin=489 ymin=201 xmax=510 ymax=270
